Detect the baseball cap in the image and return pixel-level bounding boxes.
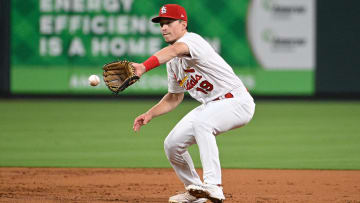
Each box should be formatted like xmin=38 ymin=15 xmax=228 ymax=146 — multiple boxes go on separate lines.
xmin=151 ymin=4 xmax=187 ymax=23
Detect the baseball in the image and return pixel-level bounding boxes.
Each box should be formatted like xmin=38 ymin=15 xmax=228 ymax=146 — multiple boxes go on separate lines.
xmin=88 ymin=75 xmax=100 ymax=86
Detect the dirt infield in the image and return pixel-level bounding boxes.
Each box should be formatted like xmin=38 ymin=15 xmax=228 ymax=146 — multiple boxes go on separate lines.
xmin=0 ymin=168 xmax=359 ymax=203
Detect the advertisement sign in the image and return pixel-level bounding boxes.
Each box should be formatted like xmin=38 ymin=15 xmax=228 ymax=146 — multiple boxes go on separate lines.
xmin=11 ymin=0 xmax=315 ymax=95
xmin=248 ymin=0 xmax=315 ymax=69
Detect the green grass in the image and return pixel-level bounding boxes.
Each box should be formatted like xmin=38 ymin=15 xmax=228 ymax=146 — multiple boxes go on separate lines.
xmin=0 ymin=99 xmax=360 ymax=169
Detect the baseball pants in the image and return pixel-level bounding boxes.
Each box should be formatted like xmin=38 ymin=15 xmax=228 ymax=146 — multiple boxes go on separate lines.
xmin=164 ymin=89 xmax=255 ymax=186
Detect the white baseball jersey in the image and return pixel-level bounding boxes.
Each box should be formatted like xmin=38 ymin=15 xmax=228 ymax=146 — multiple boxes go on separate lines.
xmin=163 ymin=32 xmax=255 ymax=190
xmin=167 ymin=32 xmax=247 ymax=103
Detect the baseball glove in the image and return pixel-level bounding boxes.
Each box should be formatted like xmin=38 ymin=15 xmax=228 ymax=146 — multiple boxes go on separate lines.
xmin=103 ymin=60 xmax=140 ymax=93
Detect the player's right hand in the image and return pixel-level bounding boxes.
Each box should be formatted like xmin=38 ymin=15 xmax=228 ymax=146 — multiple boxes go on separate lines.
xmin=133 ymin=113 xmax=153 ymax=132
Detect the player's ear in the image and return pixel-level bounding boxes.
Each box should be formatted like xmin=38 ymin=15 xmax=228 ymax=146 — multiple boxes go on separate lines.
xmin=181 ymin=20 xmax=188 ymax=30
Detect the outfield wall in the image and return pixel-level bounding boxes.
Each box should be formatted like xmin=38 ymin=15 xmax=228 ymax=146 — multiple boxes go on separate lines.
xmin=0 ymin=0 xmax=10 ymax=96
xmin=315 ymin=0 xmax=360 ymax=96
xmin=1 ymin=0 xmax=360 ymax=97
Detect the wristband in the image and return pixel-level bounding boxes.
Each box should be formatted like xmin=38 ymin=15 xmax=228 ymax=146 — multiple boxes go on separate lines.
xmin=143 ymin=56 xmax=160 ymax=72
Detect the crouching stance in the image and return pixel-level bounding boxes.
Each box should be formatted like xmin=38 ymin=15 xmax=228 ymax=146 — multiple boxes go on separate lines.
xmin=133 ymin=4 xmax=255 ymax=203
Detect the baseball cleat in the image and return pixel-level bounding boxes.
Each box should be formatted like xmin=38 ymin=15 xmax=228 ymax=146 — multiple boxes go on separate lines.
xmin=186 ymin=184 xmax=225 ymax=203
xmin=169 ymin=191 xmax=208 ymax=203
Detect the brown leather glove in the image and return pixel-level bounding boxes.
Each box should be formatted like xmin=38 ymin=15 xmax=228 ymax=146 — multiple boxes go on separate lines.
xmin=103 ymin=60 xmax=140 ymax=93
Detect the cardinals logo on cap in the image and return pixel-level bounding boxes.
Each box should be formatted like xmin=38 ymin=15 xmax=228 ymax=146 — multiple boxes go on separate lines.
xmin=161 ymin=6 xmax=167 ymax=14
xmin=152 ymin=4 xmax=187 ymax=23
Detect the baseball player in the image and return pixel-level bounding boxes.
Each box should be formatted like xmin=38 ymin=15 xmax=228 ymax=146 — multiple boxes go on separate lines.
xmin=132 ymin=4 xmax=255 ymax=203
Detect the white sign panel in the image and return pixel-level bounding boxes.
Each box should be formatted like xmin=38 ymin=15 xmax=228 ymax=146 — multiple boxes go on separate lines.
xmin=247 ymin=0 xmax=315 ymax=69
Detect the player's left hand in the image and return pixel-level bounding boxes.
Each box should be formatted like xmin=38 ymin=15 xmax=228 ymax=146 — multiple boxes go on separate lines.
xmin=131 ymin=63 xmax=146 ymax=78
xmin=102 ymin=60 xmax=140 ymax=93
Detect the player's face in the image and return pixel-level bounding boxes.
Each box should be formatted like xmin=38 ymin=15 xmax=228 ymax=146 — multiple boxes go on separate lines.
xmin=159 ymin=18 xmax=187 ymax=44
